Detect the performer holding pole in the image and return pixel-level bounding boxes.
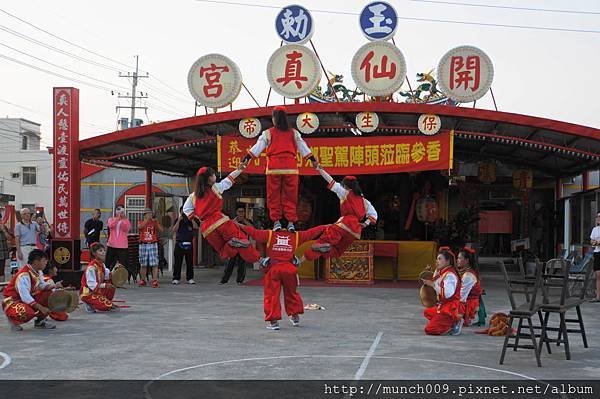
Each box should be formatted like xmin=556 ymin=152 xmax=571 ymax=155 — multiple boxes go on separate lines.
xmin=80 ymin=243 xmax=120 ymax=313
xmin=302 ymin=166 xmax=377 ymax=262
xmin=183 ymin=166 xmax=260 ymax=264
xmin=240 ymin=106 xmax=319 ymax=232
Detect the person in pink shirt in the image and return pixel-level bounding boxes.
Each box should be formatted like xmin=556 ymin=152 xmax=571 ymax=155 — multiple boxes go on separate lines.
xmin=106 ymin=205 xmax=131 ymax=271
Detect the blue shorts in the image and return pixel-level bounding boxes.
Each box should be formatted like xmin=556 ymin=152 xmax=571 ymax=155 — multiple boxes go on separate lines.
xmin=139 ymin=242 xmax=159 ymax=267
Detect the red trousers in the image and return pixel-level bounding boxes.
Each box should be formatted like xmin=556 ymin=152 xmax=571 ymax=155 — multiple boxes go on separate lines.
xmin=267 ymin=174 xmax=298 ymax=222
xmin=304 ymin=224 xmax=356 ymax=261
xmin=205 ymin=220 xmax=261 ymax=263
xmin=81 ymin=286 xmax=116 ymax=312
xmin=263 ymin=262 xmax=304 ymax=321
xmin=3 ymin=290 xmax=51 ymax=325
xmin=49 ymin=311 xmax=69 ymax=321
xmin=459 ymin=298 xmax=480 ymax=326
xmin=424 ymin=301 xmax=460 ymax=335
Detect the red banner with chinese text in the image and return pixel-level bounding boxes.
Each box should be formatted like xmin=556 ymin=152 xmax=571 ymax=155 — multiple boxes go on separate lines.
xmin=218 ymin=131 xmax=452 ymax=175
xmin=53 ymin=88 xmax=80 ymax=239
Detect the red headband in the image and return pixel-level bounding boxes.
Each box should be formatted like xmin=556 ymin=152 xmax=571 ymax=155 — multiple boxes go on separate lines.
xmin=344 ymin=175 xmax=357 ymax=181
xmin=438 ymin=246 xmax=456 ymax=259
xmin=90 ymin=242 xmax=102 ymax=252
xmin=196 ymin=166 xmax=208 ymax=176
xmin=462 ymin=247 xmax=476 ymax=255
xmin=273 ymin=105 xmax=286 ymax=112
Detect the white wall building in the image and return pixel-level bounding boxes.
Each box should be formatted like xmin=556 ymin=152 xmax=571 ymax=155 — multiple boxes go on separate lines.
xmin=0 ymin=118 xmax=53 ymax=222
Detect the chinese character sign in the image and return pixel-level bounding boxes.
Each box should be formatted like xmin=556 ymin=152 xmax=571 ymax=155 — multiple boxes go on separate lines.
xmin=53 ymin=88 xmax=80 ymax=240
xmin=275 ymin=5 xmax=314 ymax=45
xmin=478 ymin=161 xmax=496 ymax=184
xmin=513 ymin=169 xmax=533 ymax=190
xmin=351 ymin=41 xmax=406 ymax=97
xmin=238 ymin=118 xmax=262 ymax=138
xmin=356 ymin=111 xmax=379 ymax=133
xmin=296 ymin=112 xmax=319 ymax=134
xmin=187 ymin=54 xmax=242 ymax=109
xmin=267 ymin=44 xmax=322 ymax=99
xmin=359 ymin=1 xmax=398 ymax=41
xmin=437 ymin=45 xmax=494 ymax=103
xmin=417 ymin=114 xmax=441 ymax=136
xmin=219 ymin=132 xmax=453 ymax=176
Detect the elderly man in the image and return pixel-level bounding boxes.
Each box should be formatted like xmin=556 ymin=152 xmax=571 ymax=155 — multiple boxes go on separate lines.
xmin=2 ymin=249 xmax=61 ymax=331
xmin=15 ymin=208 xmax=40 ymax=267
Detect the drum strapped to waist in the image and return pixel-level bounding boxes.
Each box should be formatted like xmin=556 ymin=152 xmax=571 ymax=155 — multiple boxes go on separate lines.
xmin=111 ymin=263 xmax=128 ymax=288
xmin=418 ymin=269 xmax=438 ymax=308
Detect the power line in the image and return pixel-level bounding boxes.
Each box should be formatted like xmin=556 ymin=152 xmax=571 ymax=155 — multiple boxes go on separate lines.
xmin=408 ymin=0 xmax=600 ymax=15
xmin=194 ymin=0 xmax=600 ymax=34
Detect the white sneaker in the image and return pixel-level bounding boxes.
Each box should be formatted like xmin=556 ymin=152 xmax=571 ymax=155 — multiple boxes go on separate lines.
xmin=11 ymin=324 xmax=23 ymax=332
xmin=187 ymin=279 xmax=195 ymax=285
xmin=172 ymin=280 xmax=180 ymax=285
xmin=450 ymin=319 xmax=464 ymax=336
xmin=84 ymin=303 xmax=96 ymax=313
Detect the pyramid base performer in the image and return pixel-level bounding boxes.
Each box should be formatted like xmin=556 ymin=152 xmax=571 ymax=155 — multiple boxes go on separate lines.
xmin=241 ymin=106 xmax=318 ymax=232
xmin=80 ymin=243 xmax=120 ymax=313
xmin=422 ymin=249 xmax=462 ymax=335
xmin=2 ymin=249 xmax=60 ymax=331
xmin=303 ymin=167 xmax=377 ymax=262
xmin=240 ymin=224 xmax=327 ymax=330
xmin=184 ymin=166 xmax=260 ymax=263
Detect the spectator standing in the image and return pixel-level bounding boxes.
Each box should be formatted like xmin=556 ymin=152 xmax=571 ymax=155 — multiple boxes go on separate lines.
xmin=35 ymin=212 xmax=51 ymax=253
xmin=137 ymin=208 xmax=163 ymax=288
xmin=15 ymin=208 xmax=40 ymax=267
xmin=590 ymin=212 xmax=600 ymax=303
xmin=84 ymin=209 xmax=103 ymax=247
xmin=106 ymin=205 xmax=131 ymax=270
xmin=220 ymin=207 xmax=253 ymax=285
xmin=0 ymin=221 xmax=13 ymax=282
xmin=172 ymin=207 xmax=197 ymax=285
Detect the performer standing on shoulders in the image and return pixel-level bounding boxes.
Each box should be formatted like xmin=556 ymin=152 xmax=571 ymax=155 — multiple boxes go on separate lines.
xmin=183 ymin=165 xmax=260 ymax=264
xmin=80 ymin=243 xmax=120 ymax=313
xmin=456 ymin=247 xmax=484 ymax=329
xmin=421 ymin=249 xmax=462 ymax=336
xmin=240 ymin=106 xmax=319 ymax=232
xmin=302 ymin=166 xmax=377 ymax=262
xmin=2 ymin=249 xmax=60 ymax=331
xmin=239 ymin=223 xmax=327 ymax=330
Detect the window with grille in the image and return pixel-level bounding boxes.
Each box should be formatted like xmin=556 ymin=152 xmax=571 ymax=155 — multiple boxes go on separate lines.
xmin=22 ymin=167 xmax=36 ymax=185
xmin=21 ymin=135 xmax=28 ymax=150
xmin=125 ymin=196 xmax=145 ymax=234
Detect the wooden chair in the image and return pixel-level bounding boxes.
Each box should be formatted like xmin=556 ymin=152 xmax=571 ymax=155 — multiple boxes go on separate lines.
xmin=499 ymin=260 xmax=544 ymax=367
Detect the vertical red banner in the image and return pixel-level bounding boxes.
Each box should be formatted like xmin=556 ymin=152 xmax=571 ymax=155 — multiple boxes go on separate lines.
xmin=53 ymin=88 xmax=80 ymax=240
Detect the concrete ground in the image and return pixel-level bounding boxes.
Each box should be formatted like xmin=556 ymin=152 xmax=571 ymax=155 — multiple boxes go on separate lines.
xmin=1 ymin=266 xmax=599 ymax=381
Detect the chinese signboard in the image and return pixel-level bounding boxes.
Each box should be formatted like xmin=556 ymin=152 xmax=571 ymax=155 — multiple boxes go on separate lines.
xmin=218 ymin=131 xmax=453 ymax=176
xmin=296 ymin=112 xmax=319 ymax=134
xmin=359 ymin=1 xmax=398 ymax=41
xmin=356 ymin=111 xmax=379 ymax=133
xmin=478 ymin=161 xmax=497 ymax=184
xmin=238 ymin=118 xmax=262 ymax=138
xmin=53 ymin=88 xmax=80 ymax=240
xmin=351 ymin=41 xmax=406 ymax=97
xmin=267 ymin=44 xmax=322 ymax=98
xmin=513 ymin=169 xmax=533 ymax=190
xmin=187 ymin=53 xmax=242 ymax=109
xmin=437 ymin=45 xmax=494 ymax=103
xmin=275 ymin=5 xmax=314 ymax=45
xmin=417 ymin=114 xmax=441 ymax=136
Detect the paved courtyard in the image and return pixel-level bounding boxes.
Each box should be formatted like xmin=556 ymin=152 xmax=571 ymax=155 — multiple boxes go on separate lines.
xmin=1 ymin=266 xmax=599 ymax=384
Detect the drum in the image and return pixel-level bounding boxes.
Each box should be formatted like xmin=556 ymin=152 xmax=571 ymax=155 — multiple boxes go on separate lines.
xmin=48 ymin=290 xmax=71 ymax=312
xmin=65 ymin=290 xmax=80 ymax=313
xmin=111 ymin=263 xmax=128 ymax=288
xmin=418 ymin=270 xmax=438 ymax=308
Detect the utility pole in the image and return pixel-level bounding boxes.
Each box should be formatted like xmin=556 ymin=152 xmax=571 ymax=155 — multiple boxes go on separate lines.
xmin=116 ymin=55 xmax=148 ymax=128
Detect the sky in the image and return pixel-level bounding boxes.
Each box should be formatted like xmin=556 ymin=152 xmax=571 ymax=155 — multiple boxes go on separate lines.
xmin=0 ymin=0 xmax=599 ymax=145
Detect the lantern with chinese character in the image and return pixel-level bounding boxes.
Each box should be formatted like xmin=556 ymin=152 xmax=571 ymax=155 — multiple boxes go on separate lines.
xmin=267 ymin=44 xmax=322 ymax=99
xmin=351 ymin=41 xmax=406 ymax=97
xmin=296 ymin=112 xmax=319 ymax=134
xmin=513 ymin=169 xmax=533 ymax=190
xmin=437 ymin=45 xmax=494 ymax=103
xmin=238 ymin=118 xmax=262 ymax=138
xmin=416 ymin=196 xmax=439 ymax=224
xmin=356 ymin=111 xmax=379 ymax=133
xmin=417 ymin=114 xmax=441 ymax=136
xmin=187 ymin=54 xmax=242 ymax=109
xmin=478 ymin=161 xmax=496 ymax=184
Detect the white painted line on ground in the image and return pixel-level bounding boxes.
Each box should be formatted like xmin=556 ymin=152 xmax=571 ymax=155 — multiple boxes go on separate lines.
xmin=0 ymin=352 xmax=12 ymax=370
xmin=354 ymin=331 xmax=383 ymax=380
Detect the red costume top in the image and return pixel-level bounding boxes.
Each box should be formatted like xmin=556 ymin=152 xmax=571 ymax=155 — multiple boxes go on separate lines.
xmin=2 ymin=265 xmax=50 ymax=306
xmin=434 ymin=266 xmax=461 ymax=306
xmin=460 ymin=269 xmax=483 ymax=300
xmin=241 ymin=225 xmax=327 ymax=262
xmin=247 ymin=127 xmax=313 ymax=174
xmin=80 ymin=259 xmax=111 ymax=297
xmin=327 ymin=181 xmax=378 ymax=239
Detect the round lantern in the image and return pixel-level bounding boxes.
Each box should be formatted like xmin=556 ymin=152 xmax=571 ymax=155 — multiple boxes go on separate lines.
xmin=416 ymin=196 xmax=439 ymax=223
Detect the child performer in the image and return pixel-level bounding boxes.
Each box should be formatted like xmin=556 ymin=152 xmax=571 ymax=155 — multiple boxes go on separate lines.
xmin=456 ymin=247 xmax=484 ymax=328
xmin=80 ymin=243 xmax=120 ymax=313
xmin=43 ymin=264 xmax=68 ymax=321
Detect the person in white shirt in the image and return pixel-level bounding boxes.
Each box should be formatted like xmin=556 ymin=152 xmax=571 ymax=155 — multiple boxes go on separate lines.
xmin=589 ymin=213 xmax=600 ymax=302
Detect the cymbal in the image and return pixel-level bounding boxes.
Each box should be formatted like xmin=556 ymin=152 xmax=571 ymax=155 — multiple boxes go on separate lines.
xmin=65 ymin=290 xmax=79 ymax=313
xmin=48 ymin=290 xmax=70 ymax=312
xmin=111 ymin=265 xmax=128 ymax=288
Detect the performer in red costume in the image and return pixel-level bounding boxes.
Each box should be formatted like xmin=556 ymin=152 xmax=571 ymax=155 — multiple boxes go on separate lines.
xmin=43 ymin=264 xmax=68 ymax=321
xmin=302 ymin=166 xmax=377 ymax=261
xmin=2 ymin=249 xmax=60 ymax=331
xmin=421 ymin=249 xmax=462 ymax=335
xmin=241 ymin=106 xmax=318 ymax=232
xmin=456 ymin=247 xmax=483 ymax=328
xmin=80 ymin=243 xmax=120 ymax=313
xmin=183 ymin=165 xmax=261 ymax=264
xmin=239 ymin=224 xmax=327 ymax=330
